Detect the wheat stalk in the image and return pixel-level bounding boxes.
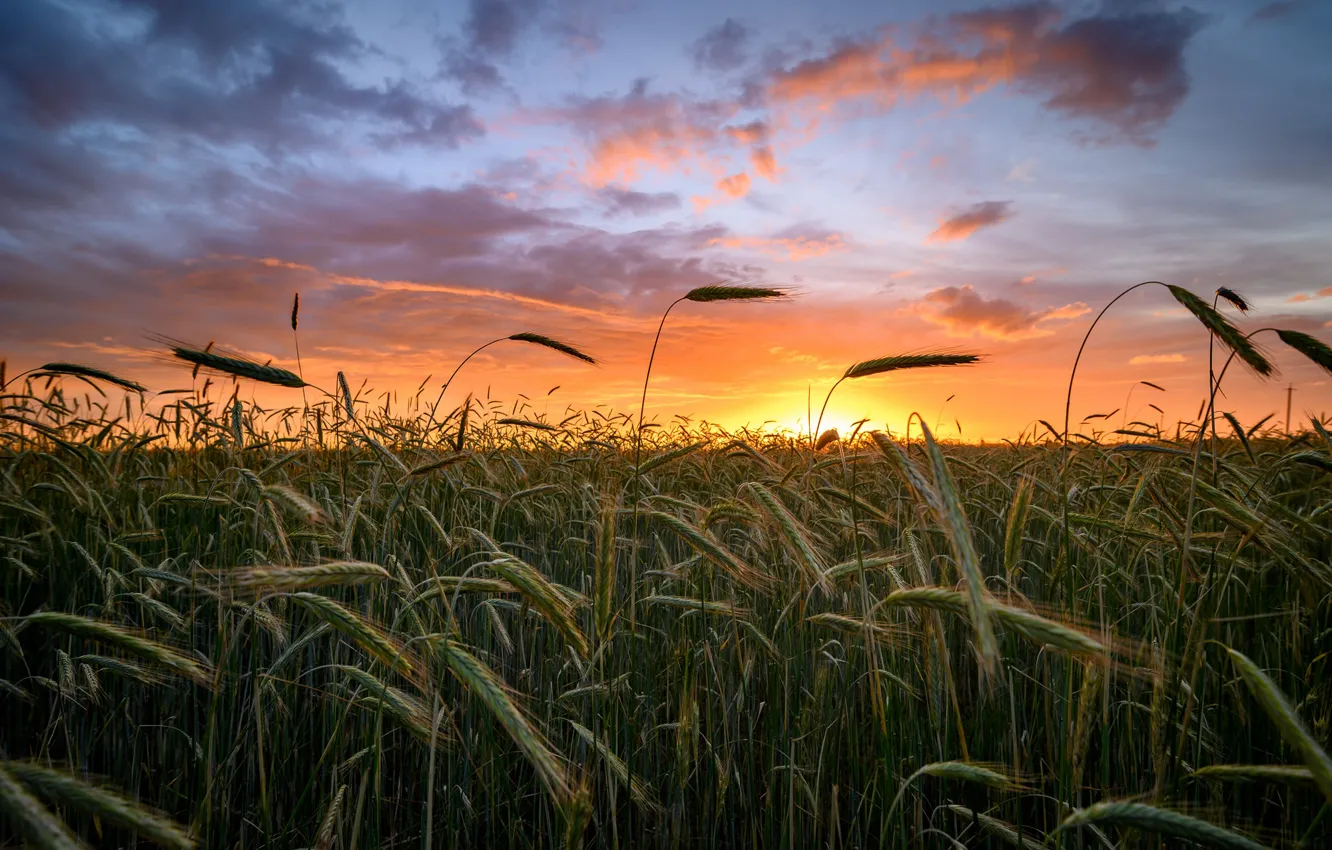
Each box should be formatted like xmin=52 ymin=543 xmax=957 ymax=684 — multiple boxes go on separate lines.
xmin=291 ymin=592 xmax=415 ymax=676
xmin=314 ymin=783 xmax=346 ymax=850
xmin=594 ymin=493 xmax=618 ymax=645
xmin=646 ymin=509 xmax=774 ymax=591
xmin=631 ymin=283 xmax=790 ymax=614
xmin=1167 ymin=286 xmax=1274 ymax=377
xmin=636 ymin=441 xmax=708 ymax=475
xmin=843 ymin=352 xmax=981 ymax=379
xmin=481 ymin=554 xmax=589 ymax=657
xmin=1276 ymin=329 xmax=1332 ymax=374
xmin=437 ymin=638 xmax=572 ymax=808
xmin=814 ymin=428 xmax=839 ymax=451
xmin=23 ymin=612 xmax=212 ymax=688
xmin=337 ymin=664 xmax=441 ymax=742
xmin=1225 ymin=646 xmax=1332 ymax=802
xmin=506 ymin=333 xmax=597 ymax=364
xmin=887 ymin=761 xmax=1021 ymax=827
xmin=1057 ymin=801 xmax=1271 ymax=850
xmin=683 ymin=284 xmax=787 ymax=302
xmin=161 ymin=339 xmax=306 ymax=388
xmin=426 ymin=333 xmax=596 ymax=431
xmin=813 ymin=353 xmax=981 ymax=448
xmin=918 ymin=421 xmax=1000 ymax=673
xmin=34 ymin=363 xmax=147 ymax=394
xmin=412 ymin=577 xmax=520 ymax=602
xmin=641 ymin=595 xmax=748 ymax=616
xmin=497 ymin=417 xmax=558 ymax=431
xmin=1192 ymin=764 xmax=1314 ymax=783
xmin=261 ymin=485 xmax=326 ymax=525
xmin=4 ymin=761 xmax=194 ymax=849
xmin=214 ymin=561 xmax=390 ymax=594
xmin=568 ymin=721 xmax=663 ymax=815
xmin=409 ymin=451 xmax=470 ymax=475
xmin=881 ymin=587 xmax=1106 ymax=656
xmin=945 ymin=804 xmax=1040 ymax=847
xmin=743 ymin=481 xmax=829 ymax=593
xmin=1215 ymin=287 xmax=1251 ymax=312
xmin=0 ymin=763 xmax=84 ymax=850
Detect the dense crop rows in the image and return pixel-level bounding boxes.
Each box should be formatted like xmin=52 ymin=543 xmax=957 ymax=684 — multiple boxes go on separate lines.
xmin=2 ymin=281 xmax=1331 ymax=847
xmin=2 ymin=377 xmax=1330 ymax=848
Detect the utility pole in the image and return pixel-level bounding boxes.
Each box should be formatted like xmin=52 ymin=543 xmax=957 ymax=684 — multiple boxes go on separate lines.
xmin=1286 ymin=384 xmax=1295 ymax=435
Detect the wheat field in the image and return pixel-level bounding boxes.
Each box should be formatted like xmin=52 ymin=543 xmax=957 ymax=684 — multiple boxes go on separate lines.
xmin=2 ymin=284 xmax=1331 ymax=848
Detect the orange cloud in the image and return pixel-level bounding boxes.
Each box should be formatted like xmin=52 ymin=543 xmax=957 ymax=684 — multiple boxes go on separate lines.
xmin=917 ymin=285 xmax=1088 ymax=340
xmin=1130 ymin=354 xmax=1186 ymax=365
xmin=708 ymin=230 xmax=847 ymax=262
xmin=536 ymin=5 xmax=1201 ymax=209
xmin=750 ymin=146 xmax=778 ymax=180
xmin=1286 ymin=286 xmax=1332 ymax=303
xmin=692 ymin=172 xmax=754 ymax=212
xmin=725 ymin=121 xmax=767 ymax=145
xmin=717 ymin=172 xmax=752 ymax=198
xmin=544 ymin=86 xmax=783 ymax=197
xmin=768 ymin=4 xmax=1202 ymax=142
xmin=584 ymin=124 xmax=716 ymax=185
xmin=927 ymin=201 xmax=1013 ymax=243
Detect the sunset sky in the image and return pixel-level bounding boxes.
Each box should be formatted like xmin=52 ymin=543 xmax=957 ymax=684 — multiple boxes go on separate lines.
xmin=3 ymin=0 xmax=1330 ymax=440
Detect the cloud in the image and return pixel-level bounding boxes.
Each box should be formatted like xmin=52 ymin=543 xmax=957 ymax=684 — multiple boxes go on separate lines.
xmin=750 ymin=146 xmax=779 ymax=180
xmin=0 ymin=0 xmax=480 ymax=150
xmin=542 ymin=80 xmax=750 ymax=187
xmin=725 ymin=121 xmax=779 ymax=180
xmin=717 ymin=172 xmax=752 ymax=198
xmin=546 ymin=2 xmax=606 ymax=54
xmin=596 ymin=187 xmax=682 ymax=217
xmin=439 ymin=0 xmax=547 ymax=94
xmin=531 ymin=82 xmax=783 ymax=204
xmin=464 ymin=0 xmax=542 ymax=55
xmin=441 ymin=49 xmax=507 ymax=96
xmin=535 ymin=2 xmax=1204 ymax=205
xmin=708 ymin=225 xmax=847 ymax=261
xmin=1008 ymin=159 xmax=1037 ymax=181
xmin=1249 ymin=1 xmax=1314 ymax=23
xmin=691 ymin=19 xmax=751 ymax=72
xmin=1129 ymin=353 xmax=1186 ymax=365
xmin=927 ymin=201 xmax=1013 ymax=243
xmin=917 ymin=285 xmax=1088 ymax=340
xmin=1286 ymin=286 xmax=1332 ymax=303
xmin=0 ymin=159 xmax=753 ymax=371
xmin=767 ymin=2 xmax=1204 ymax=143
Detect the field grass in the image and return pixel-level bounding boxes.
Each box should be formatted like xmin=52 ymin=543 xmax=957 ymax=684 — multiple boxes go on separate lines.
xmin=2 ymin=290 xmax=1331 ymax=848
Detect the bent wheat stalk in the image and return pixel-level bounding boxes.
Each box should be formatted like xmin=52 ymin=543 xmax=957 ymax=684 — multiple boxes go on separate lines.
xmin=813 ymin=352 xmax=980 ymax=448
xmin=3 ymin=761 xmax=195 ymax=849
xmin=1057 ymin=801 xmax=1271 ymax=850
xmin=1224 ymin=646 xmax=1332 ymax=802
xmin=426 ymin=332 xmax=596 ymax=431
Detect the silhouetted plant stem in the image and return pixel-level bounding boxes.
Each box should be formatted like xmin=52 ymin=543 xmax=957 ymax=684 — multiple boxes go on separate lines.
xmin=426 ymin=334 xmax=595 ymax=437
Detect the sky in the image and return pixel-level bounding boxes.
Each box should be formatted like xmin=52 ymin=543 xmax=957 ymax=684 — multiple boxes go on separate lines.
xmin=2 ymin=0 xmax=1331 ymax=441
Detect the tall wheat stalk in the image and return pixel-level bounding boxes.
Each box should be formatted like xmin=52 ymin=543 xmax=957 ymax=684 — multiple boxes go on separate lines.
xmin=291 ymin=292 xmax=309 ymax=414
xmin=813 ymin=352 xmax=980 ymax=448
xmin=425 ymin=333 xmax=596 ymax=432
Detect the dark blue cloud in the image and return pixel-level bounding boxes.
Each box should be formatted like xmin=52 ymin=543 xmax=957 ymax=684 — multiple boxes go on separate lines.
xmin=691 ymin=18 xmax=750 ymax=73
xmin=597 ymin=188 xmax=682 ymax=217
xmin=1249 ymin=0 xmax=1314 ymax=23
xmin=1023 ymin=4 xmax=1206 ymax=142
xmin=0 ymin=0 xmax=480 ymax=148
xmin=440 ymin=0 xmax=542 ymax=95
